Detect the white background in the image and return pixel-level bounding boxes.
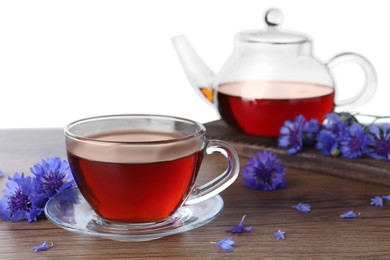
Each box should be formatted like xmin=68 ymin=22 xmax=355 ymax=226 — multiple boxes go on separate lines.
xmin=0 ymin=0 xmax=389 ymax=128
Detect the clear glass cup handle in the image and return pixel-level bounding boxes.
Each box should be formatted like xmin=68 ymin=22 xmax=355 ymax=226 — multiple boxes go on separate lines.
xmin=327 ymin=52 xmax=377 ymax=110
xmin=185 ymin=140 xmax=240 ymax=205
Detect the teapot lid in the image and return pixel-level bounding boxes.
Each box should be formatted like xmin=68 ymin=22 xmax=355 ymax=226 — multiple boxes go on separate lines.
xmin=236 ymin=8 xmax=311 ymax=44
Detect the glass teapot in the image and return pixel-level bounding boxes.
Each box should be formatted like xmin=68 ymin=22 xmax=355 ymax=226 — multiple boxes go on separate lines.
xmin=172 ymin=8 xmax=377 ymax=137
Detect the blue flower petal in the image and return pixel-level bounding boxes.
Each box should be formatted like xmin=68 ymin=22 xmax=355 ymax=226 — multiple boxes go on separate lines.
xmin=226 ymin=215 xmax=253 ymax=234
xmin=340 ymin=210 xmax=359 ymax=219
xmin=273 ymin=229 xmax=286 ymax=240
xmin=371 ymin=196 xmax=384 ymax=207
xmin=0 ymin=200 xmax=11 ymax=221
xmin=382 ymin=195 xmax=390 ymax=201
xmin=278 ymin=115 xmax=305 ymax=154
xmin=292 ymin=202 xmax=311 ymax=212
xmin=213 ymin=237 xmax=235 ymax=252
xmin=303 ymin=119 xmax=320 ymax=145
xmin=32 ymin=241 xmax=53 ymax=252
xmin=316 ymin=130 xmax=339 ymax=156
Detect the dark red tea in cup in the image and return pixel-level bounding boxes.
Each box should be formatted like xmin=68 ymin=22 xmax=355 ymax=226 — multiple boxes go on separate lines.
xmin=67 ymin=131 xmax=204 ymax=223
xmin=65 ymin=115 xmax=239 ymax=223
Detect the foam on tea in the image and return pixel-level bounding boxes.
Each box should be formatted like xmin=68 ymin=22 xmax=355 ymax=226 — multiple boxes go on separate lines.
xmin=91 ymin=130 xmax=180 ymax=142
xmin=66 ymin=129 xmax=204 ymax=164
xmin=67 ymin=129 xmax=205 ymax=223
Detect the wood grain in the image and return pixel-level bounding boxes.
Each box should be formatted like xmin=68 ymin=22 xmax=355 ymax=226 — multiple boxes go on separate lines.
xmin=1 ymin=129 xmax=390 ymax=259
xmin=205 ymin=120 xmax=390 ymax=187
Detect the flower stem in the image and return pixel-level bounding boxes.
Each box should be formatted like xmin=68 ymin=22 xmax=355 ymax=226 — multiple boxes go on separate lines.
xmin=353 ymin=112 xmax=390 ymax=124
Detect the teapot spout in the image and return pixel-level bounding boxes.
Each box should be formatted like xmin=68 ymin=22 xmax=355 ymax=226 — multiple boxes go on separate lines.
xmin=171 ymin=35 xmax=216 ymax=104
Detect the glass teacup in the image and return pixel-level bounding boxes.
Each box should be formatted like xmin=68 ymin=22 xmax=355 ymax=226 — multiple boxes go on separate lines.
xmin=64 ymin=114 xmax=240 ymax=223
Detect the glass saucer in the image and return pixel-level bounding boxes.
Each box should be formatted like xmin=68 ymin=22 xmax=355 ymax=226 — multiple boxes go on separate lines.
xmin=44 ymin=187 xmax=224 ymax=242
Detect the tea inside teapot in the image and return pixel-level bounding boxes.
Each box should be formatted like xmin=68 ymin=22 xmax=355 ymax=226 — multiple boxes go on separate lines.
xmin=217 ymin=80 xmax=334 ymax=136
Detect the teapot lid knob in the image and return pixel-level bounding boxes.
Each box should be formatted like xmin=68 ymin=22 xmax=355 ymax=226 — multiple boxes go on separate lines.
xmin=265 ymin=8 xmax=284 ymax=27
xmin=235 ymin=7 xmax=310 ymax=44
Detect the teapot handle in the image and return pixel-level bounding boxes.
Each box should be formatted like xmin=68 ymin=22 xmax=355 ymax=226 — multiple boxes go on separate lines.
xmin=327 ymin=52 xmax=377 ymax=110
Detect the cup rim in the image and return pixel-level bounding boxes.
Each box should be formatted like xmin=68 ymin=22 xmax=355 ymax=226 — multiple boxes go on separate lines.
xmin=64 ymin=114 xmax=206 ymax=145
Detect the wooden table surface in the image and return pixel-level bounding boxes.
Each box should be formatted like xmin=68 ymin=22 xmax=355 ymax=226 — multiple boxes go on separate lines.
xmin=1 ymin=128 xmax=390 ymax=259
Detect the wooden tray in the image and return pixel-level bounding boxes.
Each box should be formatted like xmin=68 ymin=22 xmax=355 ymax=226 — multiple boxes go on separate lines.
xmin=205 ymin=120 xmax=390 ymax=187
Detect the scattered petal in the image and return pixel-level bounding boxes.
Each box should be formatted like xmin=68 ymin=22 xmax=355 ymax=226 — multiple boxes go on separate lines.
xmin=371 ymin=196 xmax=384 ymax=207
xmin=273 ymin=229 xmax=286 ymax=240
xmin=340 ymin=210 xmax=359 ymax=219
xmin=32 ymin=241 xmax=53 ymax=252
xmin=382 ymin=195 xmax=390 ymax=201
xmin=226 ymin=215 xmax=253 ymax=234
xmin=0 ymin=171 xmax=4 ymax=177
xmin=212 ymin=237 xmax=235 ymax=252
xmin=292 ymin=202 xmax=311 ymax=213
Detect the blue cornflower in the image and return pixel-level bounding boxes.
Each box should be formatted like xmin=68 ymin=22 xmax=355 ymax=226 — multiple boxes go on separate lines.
xmin=323 ymin=112 xmax=349 ymax=139
xmin=31 ymin=157 xmax=75 ymax=197
xmin=367 ymin=124 xmax=390 ymax=161
xmin=273 ymin=229 xmax=286 ymax=240
xmin=303 ymin=119 xmax=320 ymax=145
xmin=371 ymin=196 xmax=383 ymax=207
xmin=241 ymin=150 xmax=286 ymax=191
xmin=0 ymin=173 xmax=47 ymax=222
xmin=212 ymin=237 xmax=235 ymax=252
xmin=292 ymin=202 xmax=311 ymax=213
xmin=0 ymin=157 xmax=76 ymax=222
xmin=278 ymin=115 xmax=305 ymax=154
xmin=226 ymin=215 xmax=253 ymax=234
xmin=340 ymin=123 xmax=373 ymax=159
xmin=316 ymin=130 xmax=340 ymax=156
